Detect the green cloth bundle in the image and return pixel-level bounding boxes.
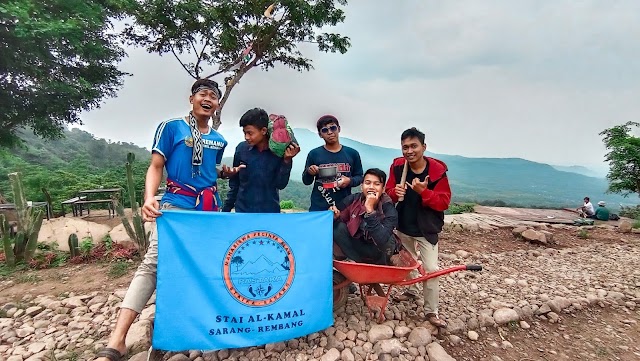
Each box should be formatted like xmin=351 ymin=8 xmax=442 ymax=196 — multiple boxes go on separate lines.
xmin=268 ymin=114 xmax=297 ymax=157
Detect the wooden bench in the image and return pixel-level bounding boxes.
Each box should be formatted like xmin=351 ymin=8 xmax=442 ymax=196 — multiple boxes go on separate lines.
xmin=74 ymin=199 xmax=115 ymax=218
xmin=61 ymin=196 xmax=87 ymax=217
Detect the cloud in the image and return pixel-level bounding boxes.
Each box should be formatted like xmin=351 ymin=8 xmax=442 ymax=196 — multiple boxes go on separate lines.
xmin=79 ymin=0 xmax=640 ymax=169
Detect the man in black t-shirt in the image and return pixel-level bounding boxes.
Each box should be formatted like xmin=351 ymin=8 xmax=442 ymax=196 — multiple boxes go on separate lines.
xmin=385 ymin=127 xmax=452 ymax=328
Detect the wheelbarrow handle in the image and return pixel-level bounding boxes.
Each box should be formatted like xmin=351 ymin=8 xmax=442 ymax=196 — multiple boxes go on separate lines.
xmin=395 ymin=264 xmax=482 ymax=286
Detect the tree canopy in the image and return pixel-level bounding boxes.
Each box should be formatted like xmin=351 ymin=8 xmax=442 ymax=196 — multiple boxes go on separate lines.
xmin=0 ymin=0 xmax=130 ymax=147
xmin=600 ymin=121 xmax=640 ymax=197
xmin=124 ymin=0 xmax=350 ymax=128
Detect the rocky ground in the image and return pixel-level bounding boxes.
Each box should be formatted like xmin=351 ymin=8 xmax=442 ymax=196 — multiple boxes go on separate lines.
xmin=1 ymin=223 xmax=639 ymax=361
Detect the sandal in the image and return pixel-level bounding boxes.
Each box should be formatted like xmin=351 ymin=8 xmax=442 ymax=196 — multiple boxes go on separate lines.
xmin=426 ymin=313 xmax=447 ymax=328
xmin=95 ymin=347 xmax=127 ymax=361
xmin=392 ymin=291 xmax=419 ymax=302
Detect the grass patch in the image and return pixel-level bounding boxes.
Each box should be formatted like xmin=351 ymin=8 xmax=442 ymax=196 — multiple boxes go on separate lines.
xmin=108 ymin=261 xmax=131 ymax=278
xmin=0 ymin=309 xmax=7 ymax=318
xmin=446 ymin=203 xmax=476 ymax=215
xmin=577 ymin=229 xmax=589 ymax=239
xmin=632 ymin=219 xmax=640 ymax=229
xmin=15 ymin=273 xmax=41 ymax=284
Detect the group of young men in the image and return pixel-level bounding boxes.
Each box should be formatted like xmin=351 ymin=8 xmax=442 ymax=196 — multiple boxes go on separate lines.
xmin=95 ymin=79 xmax=451 ymax=361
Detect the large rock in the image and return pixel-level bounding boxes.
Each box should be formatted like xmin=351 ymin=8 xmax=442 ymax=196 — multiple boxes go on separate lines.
xmin=125 ymin=320 xmax=152 ymax=353
xmin=38 ymin=218 xmax=112 ymax=252
xmin=618 ymin=220 xmax=633 ymax=233
xmin=426 ymin=342 xmax=456 ymax=361
xmin=493 ymin=308 xmax=520 ymax=325
xmin=520 ymin=229 xmax=547 ymax=244
xmin=367 ymin=324 xmax=393 ymax=343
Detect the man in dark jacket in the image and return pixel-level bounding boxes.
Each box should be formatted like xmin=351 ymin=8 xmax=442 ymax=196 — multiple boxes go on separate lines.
xmin=385 ymin=127 xmax=451 ymax=328
xmin=331 ymin=168 xmax=399 ymax=265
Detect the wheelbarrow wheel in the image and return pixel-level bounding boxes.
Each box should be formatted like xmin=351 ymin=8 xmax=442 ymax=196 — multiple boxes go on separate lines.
xmin=333 ymin=270 xmax=348 ymax=311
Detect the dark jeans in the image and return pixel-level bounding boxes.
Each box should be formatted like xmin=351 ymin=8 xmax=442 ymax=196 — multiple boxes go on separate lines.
xmin=333 ymin=222 xmax=395 ymax=265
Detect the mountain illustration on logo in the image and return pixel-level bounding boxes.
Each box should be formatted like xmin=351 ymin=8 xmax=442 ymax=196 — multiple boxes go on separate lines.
xmin=233 ymin=254 xmax=289 ymax=275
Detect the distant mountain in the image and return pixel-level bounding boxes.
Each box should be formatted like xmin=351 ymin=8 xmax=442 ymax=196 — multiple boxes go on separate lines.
xmin=551 ymin=165 xmax=607 ymax=178
xmin=6 ymin=126 xmax=633 ymax=212
xmin=280 ymin=128 xmax=635 ymax=210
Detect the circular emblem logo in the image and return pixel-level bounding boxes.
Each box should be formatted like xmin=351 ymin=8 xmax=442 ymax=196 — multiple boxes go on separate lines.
xmin=184 ymin=136 xmax=194 ymax=147
xmin=223 ymin=231 xmax=295 ymax=307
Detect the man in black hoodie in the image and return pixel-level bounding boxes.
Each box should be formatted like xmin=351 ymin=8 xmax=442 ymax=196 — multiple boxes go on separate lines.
xmin=331 ymin=168 xmax=399 ymax=265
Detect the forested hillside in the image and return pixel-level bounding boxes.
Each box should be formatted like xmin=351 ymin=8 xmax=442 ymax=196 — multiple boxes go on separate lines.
xmin=0 ymin=129 xmax=313 ymax=212
xmin=0 ymin=129 xmax=150 ymax=213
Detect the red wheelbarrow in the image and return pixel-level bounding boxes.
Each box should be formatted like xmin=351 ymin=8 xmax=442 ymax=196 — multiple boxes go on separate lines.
xmin=332 ymin=250 xmax=482 ymax=322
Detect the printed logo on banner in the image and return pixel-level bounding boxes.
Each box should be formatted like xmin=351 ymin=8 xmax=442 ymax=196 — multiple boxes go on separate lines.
xmin=223 ymin=231 xmax=295 ymax=307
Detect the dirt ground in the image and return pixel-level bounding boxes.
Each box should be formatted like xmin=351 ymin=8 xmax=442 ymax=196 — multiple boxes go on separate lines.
xmin=1 ymin=221 xmax=639 ymax=360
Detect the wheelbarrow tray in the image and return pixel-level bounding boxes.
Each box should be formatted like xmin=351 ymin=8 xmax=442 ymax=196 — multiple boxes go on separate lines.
xmin=333 ymin=250 xmax=419 ymax=284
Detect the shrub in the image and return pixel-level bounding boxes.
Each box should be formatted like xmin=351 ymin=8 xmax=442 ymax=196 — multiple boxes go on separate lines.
xmin=577 ymin=229 xmax=589 ymax=239
xmin=619 ymin=205 xmax=640 ymax=219
xmin=447 ymin=203 xmax=475 ymax=215
xmin=280 ymin=200 xmax=295 ymax=210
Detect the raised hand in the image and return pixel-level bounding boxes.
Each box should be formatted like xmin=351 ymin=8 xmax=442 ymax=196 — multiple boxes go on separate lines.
xmin=284 ymin=143 xmax=300 ymax=163
xmin=407 ymin=175 xmax=429 ymax=194
xmin=222 ymin=164 xmax=246 ymax=178
xmin=364 ymin=191 xmax=380 ymax=213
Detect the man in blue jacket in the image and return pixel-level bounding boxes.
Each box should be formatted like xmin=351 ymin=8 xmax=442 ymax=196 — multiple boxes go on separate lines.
xmin=223 ymin=108 xmax=300 ymax=213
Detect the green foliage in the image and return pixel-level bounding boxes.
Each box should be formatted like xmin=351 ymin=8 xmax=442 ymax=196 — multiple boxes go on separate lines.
xmin=577 ymin=229 xmax=589 ymax=239
xmin=446 ymin=203 xmax=475 ymax=215
xmin=124 ymin=0 xmax=350 ymax=128
xmin=0 ymin=173 xmax=44 ymax=267
xmin=108 ymin=260 xmax=131 ymax=278
xmin=115 ymin=152 xmax=150 ymax=256
xmin=633 ymin=220 xmax=640 ymax=229
xmin=102 ymin=234 xmax=113 ymax=252
xmin=14 ymin=272 xmax=41 ymax=284
xmin=0 ymin=128 xmax=149 ymax=214
xmin=280 ymin=200 xmax=295 ymax=210
xmin=618 ymin=205 xmax=640 ymax=221
xmin=68 ymin=234 xmax=79 ymax=258
xmin=600 ymin=122 xmax=640 ymax=197
xmin=80 ymin=237 xmax=93 ymax=256
xmin=0 ymin=0 xmax=131 ymax=146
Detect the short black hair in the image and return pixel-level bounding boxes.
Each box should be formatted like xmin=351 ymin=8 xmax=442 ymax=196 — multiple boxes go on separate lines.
xmin=191 ymin=78 xmax=221 ymax=98
xmin=401 ymin=127 xmax=425 ymax=144
xmin=584 ymin=197 xmax=590 ymax=201
xmin=316 ymin=115 xmax=340 ymax=132
xmin=364 ymin=168 xmax=387 ymax=185
xmin=239 ymin=108 xmax=269 ymax=129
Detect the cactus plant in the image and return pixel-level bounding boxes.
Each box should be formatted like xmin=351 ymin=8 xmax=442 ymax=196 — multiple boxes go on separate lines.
xmin=0 ymin=173 xmax=44 ymax=267
xmin=68 ymin=234 xmax=80 ymax=258
xmin=0 ymin=215 xmax=15 ymax=267
xmin=115 ymin=153 xmax=150 ymax=256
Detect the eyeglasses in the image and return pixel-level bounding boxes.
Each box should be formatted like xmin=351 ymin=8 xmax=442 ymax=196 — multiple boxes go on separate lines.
xmin=320 ymin=125 xmax=338 ymax=134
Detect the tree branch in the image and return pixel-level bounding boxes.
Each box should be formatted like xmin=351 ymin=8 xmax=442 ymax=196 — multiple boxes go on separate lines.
xmin=193 ymin=38 xmax=210 ymax=79
xmin=169 ymin=44 xmax=196 ymax=79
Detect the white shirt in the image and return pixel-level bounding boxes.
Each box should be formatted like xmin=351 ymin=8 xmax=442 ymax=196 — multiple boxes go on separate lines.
xmin=584 ymin=201 xmax=595 ymax=215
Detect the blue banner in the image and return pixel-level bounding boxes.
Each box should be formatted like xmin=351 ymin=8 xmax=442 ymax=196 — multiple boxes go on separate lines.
xmin=153 ymin=210 xmax=334 ymax=351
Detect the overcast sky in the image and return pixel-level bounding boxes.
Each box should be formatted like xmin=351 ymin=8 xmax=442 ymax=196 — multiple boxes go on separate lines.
xmin=79 ymin=0 xmax=640 ymax=171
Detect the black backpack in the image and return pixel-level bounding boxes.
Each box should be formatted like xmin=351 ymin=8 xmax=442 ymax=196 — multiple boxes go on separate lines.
xmin=609 ymin=213 xmax=620 ymax=221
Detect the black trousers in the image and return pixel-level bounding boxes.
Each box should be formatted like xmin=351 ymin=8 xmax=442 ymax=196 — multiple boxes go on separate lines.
xmin=333 ymin=222 xmax=395 ymax=265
